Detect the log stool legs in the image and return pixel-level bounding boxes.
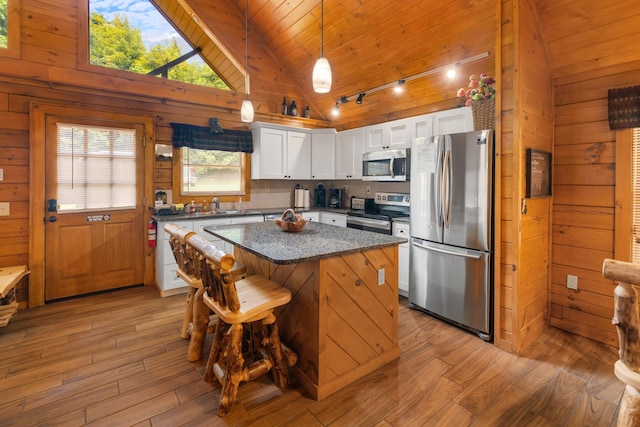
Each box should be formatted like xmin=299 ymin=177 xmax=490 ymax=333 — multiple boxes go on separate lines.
xmin=603 ymin=258 xmax=640 ymax=425
xmin=186 ymin=287 xmax=211 ymax=362
xmin=180 ymin=287 xmax=197 ymax=339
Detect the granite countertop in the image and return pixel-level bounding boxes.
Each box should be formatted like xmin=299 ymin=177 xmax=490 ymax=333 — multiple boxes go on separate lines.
xmin=203 ymin=221 xmax=406 ymax=265
xmin=152 ymin=206 xmax=350 ymax=222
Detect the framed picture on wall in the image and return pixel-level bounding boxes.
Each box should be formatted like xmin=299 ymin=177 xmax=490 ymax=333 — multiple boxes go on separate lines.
xmin=526 ymin=148 xmax=552 ymax=198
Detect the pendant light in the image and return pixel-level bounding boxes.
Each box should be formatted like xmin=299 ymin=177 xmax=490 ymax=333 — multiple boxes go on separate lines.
xmin=312 ymin=0 xmax=332 ymax=93
xmin=240 ymin=0 xmax=254 ymax=123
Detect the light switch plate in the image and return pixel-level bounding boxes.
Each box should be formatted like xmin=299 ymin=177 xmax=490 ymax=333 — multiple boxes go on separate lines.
xmin=0 ymin=202 xmax=9 ymax=216
xmin=0 ymin=168 xmax=3 ymax=181
xmin=567 ymin=274 xmax=578 ymax=290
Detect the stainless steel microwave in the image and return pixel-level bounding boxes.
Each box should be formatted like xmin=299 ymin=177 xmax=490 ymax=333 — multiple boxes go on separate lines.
xmin=362 ymin=148 xmax=410 ymax=181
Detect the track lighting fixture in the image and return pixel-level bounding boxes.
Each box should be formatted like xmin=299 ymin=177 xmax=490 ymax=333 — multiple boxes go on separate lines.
xmin=332 ymin=101 xmax=340 ymax=116
xmin=393 ymin=79 xmax=405 ymax=94
xmin=331 ymin=52 xmax=490 ymax=113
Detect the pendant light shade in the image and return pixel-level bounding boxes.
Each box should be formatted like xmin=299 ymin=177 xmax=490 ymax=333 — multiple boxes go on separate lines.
xmin=241 ymin=0 xmax=254 ymax=123
xmin=241 ymin=98 xmax=254 ymax=122
xmin=312 ymin=0 xmax=331 ymax=93
xmin=313 ymin=56 xmax=332 ymax=93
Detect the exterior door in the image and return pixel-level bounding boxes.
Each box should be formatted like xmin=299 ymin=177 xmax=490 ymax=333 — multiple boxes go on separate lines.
xmin=44 ymin=116 xmax=145 ymax=300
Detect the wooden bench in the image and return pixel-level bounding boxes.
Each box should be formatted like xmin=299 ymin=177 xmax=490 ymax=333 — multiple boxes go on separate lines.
xmin=164 ymin=223 xmax=246 ymax=362
xmin=0 ymin=265 xmax=29 ymax=327
xmin=188 ymin=236 xmax=297 ymax=417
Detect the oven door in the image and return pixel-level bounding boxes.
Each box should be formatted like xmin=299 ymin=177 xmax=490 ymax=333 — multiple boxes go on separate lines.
xmin=346 ymin=215 xmax=392 ymax=234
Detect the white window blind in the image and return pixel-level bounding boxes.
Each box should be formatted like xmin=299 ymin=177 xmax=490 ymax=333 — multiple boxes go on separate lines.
xmin=56 ymin=123 xmax=137 ymax=212
xmin=633 ymin=128 xmax=640 ymax=263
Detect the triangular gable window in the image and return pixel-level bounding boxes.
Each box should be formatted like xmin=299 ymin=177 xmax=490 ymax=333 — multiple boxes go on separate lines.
xmin=88 ymin=0 xmax=243 ymax=92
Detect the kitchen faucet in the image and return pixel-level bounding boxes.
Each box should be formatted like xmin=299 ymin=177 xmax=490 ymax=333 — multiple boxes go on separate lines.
xmin=212 ymin=196 xmax=220 ymax=211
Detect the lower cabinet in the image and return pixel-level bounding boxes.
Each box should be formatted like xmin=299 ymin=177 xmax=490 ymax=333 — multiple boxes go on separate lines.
xmin=393 ymin=221 xmax=410 ymax=297
xmin=156 ymin=219 xmax=193 ymax=296
xmin=320 ymin=212 xmax=347 ymax=227
xmin=301 ymin=211 xmax=320 ymax=222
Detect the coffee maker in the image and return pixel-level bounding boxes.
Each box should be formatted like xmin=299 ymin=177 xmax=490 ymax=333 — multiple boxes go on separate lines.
xmin=329 ymin=188 xmax=344 ymax=208
xmin=314 ymin=183 xmax=326 ymax=207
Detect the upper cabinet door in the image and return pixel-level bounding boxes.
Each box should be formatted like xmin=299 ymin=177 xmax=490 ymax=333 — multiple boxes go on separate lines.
xmin=336 ymin=128 xmax=365 ymax=179
xmin=311 ymin=131 xmax=336 ymax=180
xmin=365 ymin=124 xmax=388 ymax=151
xmin=412 ymin=114 xmax=433 ymax=139
xmin=388 ymin=118 xmax=413 ymax=149
xmin=285 ymin=131 xmax=312 ymax=179
xmin=253 ymin=127 xmax=287 ymax=179
xmin=432 ymin=107 xmax=473 ymax=135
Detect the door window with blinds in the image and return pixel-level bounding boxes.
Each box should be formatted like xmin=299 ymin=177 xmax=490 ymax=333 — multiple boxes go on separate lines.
xmin=56 ymin=123 xmax=137 ymax=212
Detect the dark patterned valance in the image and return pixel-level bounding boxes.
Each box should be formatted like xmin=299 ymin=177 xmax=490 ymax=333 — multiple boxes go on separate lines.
xmin=170 ymin=121 xmax=253 ymax=153
xmin=608 ymin=86 xmax=640 ymax=130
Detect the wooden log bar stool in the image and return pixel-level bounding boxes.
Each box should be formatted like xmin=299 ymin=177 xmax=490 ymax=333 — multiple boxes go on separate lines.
xmin=602 ymin=258 xmax=640 ymax=426
xmin=164 ymin=223 xmax=247 ymax=362
xmin=188 ymin=236 xmax=297 ymax=417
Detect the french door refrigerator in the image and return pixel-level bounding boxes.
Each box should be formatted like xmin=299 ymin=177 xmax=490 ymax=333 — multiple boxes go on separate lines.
xmin=409 ymin=130 xmax=494 ymax=341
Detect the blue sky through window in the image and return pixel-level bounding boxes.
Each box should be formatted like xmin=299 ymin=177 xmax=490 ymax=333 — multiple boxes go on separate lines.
xmin=91 ymin=0 xmax=191 ymax=52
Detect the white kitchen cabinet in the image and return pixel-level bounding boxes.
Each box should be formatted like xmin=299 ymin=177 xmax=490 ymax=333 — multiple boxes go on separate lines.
xmin=412 ymin=114 xmax=433 ymax=139
xmin=320 ymin=212 xmax=347 ymax=227
xmin=365 ymin=118 xmax=413 ymax=152
xmin=311 ymin=130 xmax=336 ymax=180
xmin=365 ymin=124 xmax=387 ymax=151
xmin=432 ymin=107 xmax=473 ymax=136
xmin=301 ymin=211 xmax=320 ymax=222
xmin=335 ymin=128 xmax=364 ymax=180
xmin=393 ymin=221 xmax=410 ymax=297
xmin=156 ymin=219 xmax=193 ymax=295
xmin=251 ymin=123 xmax=311 ymax=180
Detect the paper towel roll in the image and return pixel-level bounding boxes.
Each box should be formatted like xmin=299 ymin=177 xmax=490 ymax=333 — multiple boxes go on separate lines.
xmin=303 ymin=189 xmax=310 ymax=208
xmin=294 ymin=188 xmax=304 ymax=208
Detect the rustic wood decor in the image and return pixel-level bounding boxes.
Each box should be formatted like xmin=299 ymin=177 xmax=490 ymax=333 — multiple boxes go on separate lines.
xmin=188 ymin=237 xmax=296 ymax=417
xmin=234 ymin=245 xmax=400 ymax=401
xmin=0 ymin=265 xmax=29 ymax=327
xmin=602 ymin=258 xmax=640 ymax=426
xmin=165 ymin=223 xmax=247 ymax=362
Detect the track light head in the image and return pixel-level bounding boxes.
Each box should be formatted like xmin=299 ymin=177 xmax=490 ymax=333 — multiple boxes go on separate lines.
xmin=356 ymin=93 xmax=365 ymax=104
xmin=393 ymin=79 xmax=406 ymax=94
xmin=340 ymin=96 xmax=349 ymax=104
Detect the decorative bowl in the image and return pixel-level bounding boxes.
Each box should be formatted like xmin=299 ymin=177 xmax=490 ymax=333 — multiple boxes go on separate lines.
xmin=275 ymin=209 xmax=308 ymax=232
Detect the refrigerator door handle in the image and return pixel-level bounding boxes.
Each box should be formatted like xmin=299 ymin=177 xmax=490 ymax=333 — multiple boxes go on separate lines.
xmin=443 ymin=148 xmax=452 ymax=228
xmin=435 ymin=145 xmax=444 ymax=227
xmin=411 ymin=240 xmax=482 ymax=260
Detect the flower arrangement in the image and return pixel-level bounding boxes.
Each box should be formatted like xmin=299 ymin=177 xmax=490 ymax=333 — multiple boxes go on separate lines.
xmin=457 ymin=73 xmax=496 ymax=107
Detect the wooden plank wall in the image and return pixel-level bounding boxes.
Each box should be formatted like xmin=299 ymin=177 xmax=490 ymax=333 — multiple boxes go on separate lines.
xmin=550 ymin=63 xmax=640 ymax=347
xmin=512 ymin=0 xmax=554 ymax=353
xmin=0 ymin=0 xmax=316 ymax=306
xmin=496 ymin=0 xmax=554 ymax=354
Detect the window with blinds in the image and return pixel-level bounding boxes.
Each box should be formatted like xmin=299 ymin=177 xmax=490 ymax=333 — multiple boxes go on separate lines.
xmin=633 ymin=128 xmax=640 ymax=263
xmin=56 ymin=123 xmax=137 ymax=212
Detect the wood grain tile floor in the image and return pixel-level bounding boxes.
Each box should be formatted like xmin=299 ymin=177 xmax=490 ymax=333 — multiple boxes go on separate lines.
xmin=0 ymin=285 xmax=624 ymax=426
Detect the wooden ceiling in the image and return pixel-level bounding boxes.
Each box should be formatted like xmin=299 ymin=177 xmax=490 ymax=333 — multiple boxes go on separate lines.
xmin=171 ymin=0 xmax=640 ymax=129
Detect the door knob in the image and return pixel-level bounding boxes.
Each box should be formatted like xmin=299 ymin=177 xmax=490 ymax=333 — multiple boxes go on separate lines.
xmin=48 ymin=216 xmax=57 ymax=222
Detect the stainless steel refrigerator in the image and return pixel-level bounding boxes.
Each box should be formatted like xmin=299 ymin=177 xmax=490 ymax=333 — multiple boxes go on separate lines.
xmin=409 ymin=130 xmax=494 ymax=341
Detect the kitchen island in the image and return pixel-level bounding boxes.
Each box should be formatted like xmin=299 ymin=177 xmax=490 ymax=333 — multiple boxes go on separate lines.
xmin=204 ymin=221 xmax=405 ymax=400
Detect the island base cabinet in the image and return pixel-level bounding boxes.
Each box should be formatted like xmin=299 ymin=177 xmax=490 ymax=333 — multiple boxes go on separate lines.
xmin=234 ymin=245 xmax=400 ymax=400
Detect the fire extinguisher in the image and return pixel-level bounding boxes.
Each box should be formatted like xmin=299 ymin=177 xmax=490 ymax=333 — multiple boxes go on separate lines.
xmin=148 ymin=218 xmax=157 ymax=248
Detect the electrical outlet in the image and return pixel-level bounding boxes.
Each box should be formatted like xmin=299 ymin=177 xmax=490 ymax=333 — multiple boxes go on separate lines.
xmin=366 ymin=185 xmax=372 ymax=195
xmin=0 ymin=168 xmax=3 ymax=181
xmin=378 ymin=268 xmax=385 ymax=286
xmin=0 ymin=202 xmax=9 ymax=216
xmin=567 ymin=274 xmax=578 ymax=290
